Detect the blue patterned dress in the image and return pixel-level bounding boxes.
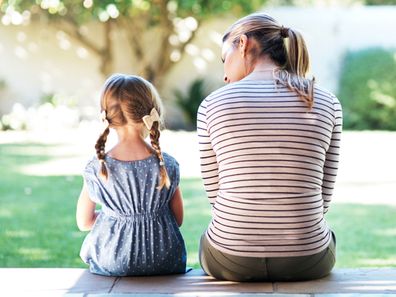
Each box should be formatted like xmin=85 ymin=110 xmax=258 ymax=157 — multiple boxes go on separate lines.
xmin=79 ymin=152 xmax=187 ymax=276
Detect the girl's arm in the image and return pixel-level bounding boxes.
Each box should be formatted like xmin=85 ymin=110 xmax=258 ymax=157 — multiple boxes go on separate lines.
xmin=170 ymin=187 xmax=184 ymax=227
xmin=76 ymin=182 xmax=98 ymax=231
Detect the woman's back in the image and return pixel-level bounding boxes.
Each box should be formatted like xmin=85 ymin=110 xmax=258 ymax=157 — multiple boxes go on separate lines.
xmin=198 ymin=79 xmax=342 ymax=257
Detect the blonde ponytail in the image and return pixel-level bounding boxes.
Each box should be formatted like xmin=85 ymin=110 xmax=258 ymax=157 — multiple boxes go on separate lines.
xmin=283 ymin=28 xmax=309 ymax=77
xmin=277 ymin=27 xmax=314 ymax=108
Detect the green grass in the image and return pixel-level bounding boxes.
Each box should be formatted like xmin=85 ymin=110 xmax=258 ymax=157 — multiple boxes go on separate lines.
xmin=1 ymin=142 xmax=395 ymax=268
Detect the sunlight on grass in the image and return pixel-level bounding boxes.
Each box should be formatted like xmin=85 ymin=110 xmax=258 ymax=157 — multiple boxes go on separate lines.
xmin=0 ymin=142 xmax=88 ymax=176
xmin=0 ymin=209 xmax=13 ymax=218
xmin=18 ymin=248 xmax=51 ymax=261
xmin=374 ymin=228 xmax=396 ymax=236
xmin=5 ymin=230 xmax=34 ymax=239
xmin=19 ymin=158 xmax=85 ymax=176
xmin=360 ymin=258 xmax=396 ymax=266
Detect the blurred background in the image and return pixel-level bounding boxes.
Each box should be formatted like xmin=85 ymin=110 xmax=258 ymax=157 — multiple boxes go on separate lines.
xmin=0 ymin=0 xmax=395 ymax=269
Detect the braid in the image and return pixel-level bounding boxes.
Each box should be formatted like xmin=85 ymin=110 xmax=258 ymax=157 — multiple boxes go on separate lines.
xmin=95 ymin=127 xmax=110 ymax=181
xmin=149 ymin=121 xmax=170 ymax=189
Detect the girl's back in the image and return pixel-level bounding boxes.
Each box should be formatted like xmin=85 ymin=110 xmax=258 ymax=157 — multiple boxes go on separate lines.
xmin=80 ymin=152 xmax=186 ymax=276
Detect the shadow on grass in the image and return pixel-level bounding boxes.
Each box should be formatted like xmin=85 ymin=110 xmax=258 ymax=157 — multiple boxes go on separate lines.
xmin=327 ymin=203 xmax=396 ymax=268
xmin=179 ymin=179 xmax=211 ymax=267
xmin=0 ymin=142 xmax=85 ymax=267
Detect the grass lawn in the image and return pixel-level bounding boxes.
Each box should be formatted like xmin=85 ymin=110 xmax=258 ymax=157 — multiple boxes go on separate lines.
xmin=1 ymin=142 xmax=395 ymax=268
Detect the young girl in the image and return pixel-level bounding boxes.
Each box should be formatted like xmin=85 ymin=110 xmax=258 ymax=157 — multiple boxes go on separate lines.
xmin=76 ymin=73 xmax=187 ymax=276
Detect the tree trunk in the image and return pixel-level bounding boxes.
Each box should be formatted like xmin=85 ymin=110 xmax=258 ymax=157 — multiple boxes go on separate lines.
xmin=99 ymin=20 xmax=114 ymax=77
xmin=55 ymin=9 xmax=199 ymax=92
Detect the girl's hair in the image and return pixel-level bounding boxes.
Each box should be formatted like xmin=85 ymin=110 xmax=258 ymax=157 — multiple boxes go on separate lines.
xmin=223 ymin=13 xmax=315 ymax=108
xmin=96 ymin=73 xmax=170 ymax=189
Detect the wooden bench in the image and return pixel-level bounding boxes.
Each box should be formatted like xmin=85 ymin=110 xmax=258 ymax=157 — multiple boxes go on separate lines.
xmin=1 ymin=268 xmax=395 ymax=296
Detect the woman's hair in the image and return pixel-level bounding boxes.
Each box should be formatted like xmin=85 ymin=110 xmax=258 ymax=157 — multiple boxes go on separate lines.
xmin=95 ymin=73 xmax=170 ymax=189
xmin=223 ymin=13 xmax=315 ymax=108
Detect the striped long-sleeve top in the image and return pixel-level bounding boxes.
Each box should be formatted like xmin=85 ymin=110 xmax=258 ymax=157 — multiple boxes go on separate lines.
xmin=197 ymin=79 xmax=342 ymax=258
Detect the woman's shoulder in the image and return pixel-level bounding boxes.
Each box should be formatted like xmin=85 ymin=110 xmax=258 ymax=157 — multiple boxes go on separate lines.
xmin=207 ymin=81 xmax=245 ymax=96
xmin=202 ymin=85 xmax=229 ymax=105
xmin=204 ymin=80 xmax=273 ymax=104
xmin=314 ymin=84 xmax=340 ymax=105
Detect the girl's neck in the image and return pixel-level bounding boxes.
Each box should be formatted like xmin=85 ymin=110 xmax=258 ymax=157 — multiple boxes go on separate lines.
xmin=108 ymin=124 xmax=154 ymax=161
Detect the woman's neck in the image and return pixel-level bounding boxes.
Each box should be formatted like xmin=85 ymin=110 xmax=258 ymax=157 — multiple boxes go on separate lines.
xmin=245 ymin=58 xmax=279 ymax=81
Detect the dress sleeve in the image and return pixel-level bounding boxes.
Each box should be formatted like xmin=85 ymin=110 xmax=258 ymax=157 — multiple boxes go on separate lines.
xmin=82 ymin=159 xmax=101 ymax=204
xmin=197 ymin=99 xmax=219 ymax=205
xmin=172 ymin=159 xmax=180 ymax=188
xmin=165 ymin=155 xmax=180 ymax=199
xmin=322 ymin=96 xmax=343 ymax=214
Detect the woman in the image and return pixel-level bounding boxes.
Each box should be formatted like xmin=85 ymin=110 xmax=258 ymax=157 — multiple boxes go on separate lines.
xmin=197 ymin=12 xmax=342 ymax=282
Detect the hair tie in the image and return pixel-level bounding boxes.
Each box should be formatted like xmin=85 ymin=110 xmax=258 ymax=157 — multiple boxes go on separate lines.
xmin=280 ymin=26 xmax=289 ymax=38
xmin=101 ymin=110 xmax=109 ymax=128
xmin=142 ymin=108 xmax=160 ymax=130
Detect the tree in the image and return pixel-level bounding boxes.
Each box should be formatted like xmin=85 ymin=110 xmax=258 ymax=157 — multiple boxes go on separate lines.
xmin=0 ymin=0 xmax=267 ymax=88
xmin=175 ymin=78 xmax=211 ymax=130
xmin=266 ymin=0 xmax=396 ymax=6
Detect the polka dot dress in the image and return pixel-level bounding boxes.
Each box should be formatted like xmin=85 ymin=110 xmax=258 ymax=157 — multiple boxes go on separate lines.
xmin=79 ymin=152 xmax=187 ymax=276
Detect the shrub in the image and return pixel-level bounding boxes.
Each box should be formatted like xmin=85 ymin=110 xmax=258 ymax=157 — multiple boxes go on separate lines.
xmin=337 ymin=48 xmax=396 ymax=130
xmin=174 ymin=78 xmax=212 ymax=130
xmin=0 ymin=79 xmax=6 ymax=90
xmin=0 ymin=102 xmax=80 ymax=131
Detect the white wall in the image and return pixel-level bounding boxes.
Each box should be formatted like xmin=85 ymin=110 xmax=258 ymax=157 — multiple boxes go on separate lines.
xmin=0 ymin=23 xmax=103 ymax=115
xmin=1 ymin=6 xmax=396 ymax=125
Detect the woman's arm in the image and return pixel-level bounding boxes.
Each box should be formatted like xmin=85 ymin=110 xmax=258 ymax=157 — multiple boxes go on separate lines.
xmin=322 ymin=97 xmax=343 ymax=214
xmin=76 ymin=182 xmax=98 ymax=231
xmin=170 ymin=187 xmax=184 ymax=227
xmin=197 ymin=100 xmax=219 ymax=205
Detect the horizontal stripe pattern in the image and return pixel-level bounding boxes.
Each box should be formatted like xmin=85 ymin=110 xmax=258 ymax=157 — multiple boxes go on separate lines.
xmin=197 ymin=80 xmax=342 ymax=257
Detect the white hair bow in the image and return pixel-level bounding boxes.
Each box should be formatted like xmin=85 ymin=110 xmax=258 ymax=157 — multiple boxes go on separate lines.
xmin=142 ymin=108 xmax=160 ymax=130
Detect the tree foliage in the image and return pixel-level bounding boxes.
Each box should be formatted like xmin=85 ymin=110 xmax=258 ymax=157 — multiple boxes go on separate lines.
xmin=0 ymin=0 xmax=266 ymax=87
xmin=175 ymin=78 xmax=213 ymax=129
xmin=338 ymin=48 xmax=396 ymax=130
xmin=266 ymin=0 xmax=396 ymax=5
xmin=363 ymin=0 xmax=396 ymax=4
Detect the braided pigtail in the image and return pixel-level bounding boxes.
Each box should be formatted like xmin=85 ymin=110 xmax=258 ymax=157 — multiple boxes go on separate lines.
xmin=95 ymin=127 xmax=110 ymax=181
xmin=149 ymin=121 xmax=171 ymax=189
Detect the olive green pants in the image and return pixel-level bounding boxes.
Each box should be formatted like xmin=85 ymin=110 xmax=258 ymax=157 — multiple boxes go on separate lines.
xmin=199 ymin=232 xmax=336 ymax=282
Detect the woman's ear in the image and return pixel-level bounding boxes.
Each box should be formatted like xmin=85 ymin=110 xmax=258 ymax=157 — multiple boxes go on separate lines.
xmin=239 ymin=34 xmax=248 ymax=58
